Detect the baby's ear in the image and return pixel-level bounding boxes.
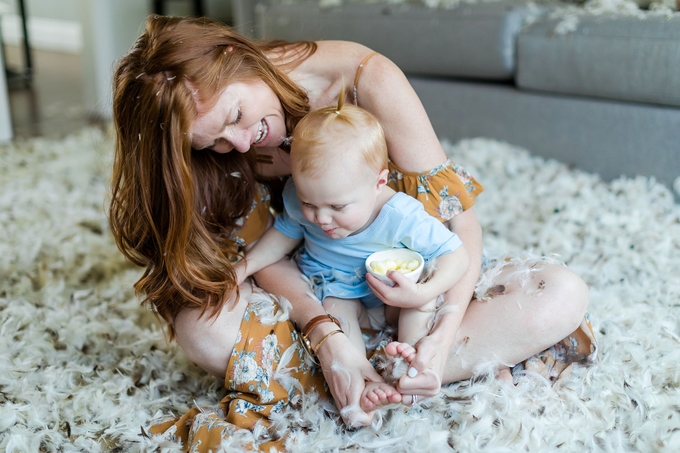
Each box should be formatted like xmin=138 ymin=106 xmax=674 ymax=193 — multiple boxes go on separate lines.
xmin=376 ymin=168 xmax=389 ymax=190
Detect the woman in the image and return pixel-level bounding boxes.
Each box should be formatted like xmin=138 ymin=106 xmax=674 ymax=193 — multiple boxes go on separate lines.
xmin=110 ymin=15 xmax=595 ymax=449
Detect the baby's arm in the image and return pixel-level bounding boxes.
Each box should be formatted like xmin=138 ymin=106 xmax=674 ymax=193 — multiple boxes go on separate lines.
xmin=412 ymin=246 xmax=470 ymax=304
xmin=373 ymin=247 xmax=469 ymax=346
xmin=367 ymin=246 xmax=470 ymax=310
xmin=235 ymin=228 xmax=301 ymax=285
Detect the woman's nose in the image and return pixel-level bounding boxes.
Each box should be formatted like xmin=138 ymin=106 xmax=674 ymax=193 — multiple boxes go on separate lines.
xmin=230 ymin=130 xmax=252 ymax=153
xmin=214 ymin=128 xmax=252 ymax=153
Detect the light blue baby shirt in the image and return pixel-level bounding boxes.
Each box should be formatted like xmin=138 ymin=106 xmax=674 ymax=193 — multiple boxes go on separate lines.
xmin=274 ymin=179 xmax=463 ymax=307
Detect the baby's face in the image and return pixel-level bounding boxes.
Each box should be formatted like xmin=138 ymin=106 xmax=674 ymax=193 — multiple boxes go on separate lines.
xmin=293 ymin=165 xmax=383 ymax=239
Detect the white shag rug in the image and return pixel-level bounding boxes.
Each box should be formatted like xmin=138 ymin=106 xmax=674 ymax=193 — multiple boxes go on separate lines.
xmin=1 ymin=127 xmax=679 ymax=452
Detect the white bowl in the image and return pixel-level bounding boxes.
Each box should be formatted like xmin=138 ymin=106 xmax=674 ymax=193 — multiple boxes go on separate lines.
xmin=365 ymin=249 xmax=425 ymax=287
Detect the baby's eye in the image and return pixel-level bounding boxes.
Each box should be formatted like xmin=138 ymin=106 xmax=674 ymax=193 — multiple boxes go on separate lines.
xmin=331 ymin=205 xmax=346 ymax=211
xmin=301 ymin=202 xmax=315 ymax=209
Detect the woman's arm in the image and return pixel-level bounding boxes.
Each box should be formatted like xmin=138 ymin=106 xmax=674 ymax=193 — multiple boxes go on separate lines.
xmin=235 ymin=227 xmax=301 ymax=284
xmin=396 ymin=207 xmax=483 ymax=396
xmin=253 ymin=258 xmax=384 ymax=426
xmin=353 ymin=48 xmax=483 ymax=394
xmin=356 ymin=53 xmax=449 ymax=172
xmin=288 ymin=41 xmax=449 ymax=171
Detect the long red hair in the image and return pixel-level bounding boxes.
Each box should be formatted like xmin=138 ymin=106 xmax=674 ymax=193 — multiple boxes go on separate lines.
xmin=109 ymin=15 xmax=315 ymax=336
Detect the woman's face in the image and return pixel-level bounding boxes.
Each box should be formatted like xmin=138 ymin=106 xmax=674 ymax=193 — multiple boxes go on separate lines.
xmin=191 ymin=79 xmax=286 ymax=153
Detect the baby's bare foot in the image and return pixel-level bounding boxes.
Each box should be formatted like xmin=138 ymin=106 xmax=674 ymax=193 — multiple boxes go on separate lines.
xmin=382 ymin=341 xmax=418 ymax=381
xmin=385 ymin=341 xmax=417 ymax=363
xmin=361 ymin=382 xmax=402 ymax=412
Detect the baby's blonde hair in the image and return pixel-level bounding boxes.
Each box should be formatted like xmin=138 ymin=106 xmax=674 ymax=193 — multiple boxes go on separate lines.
xmin=291 ymin=86 xmax=388 ymax=178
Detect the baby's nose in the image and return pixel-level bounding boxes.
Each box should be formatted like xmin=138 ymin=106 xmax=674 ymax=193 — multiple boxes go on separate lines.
xmin=315 ymin=212 xmax=332 ymax=225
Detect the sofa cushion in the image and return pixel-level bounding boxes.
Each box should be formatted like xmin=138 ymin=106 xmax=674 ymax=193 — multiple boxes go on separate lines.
xmin=256 ymin=1 xmax=536 ymax=80
xmin=517 ymin=14 xmax=680 ymax=107
xmin=410 ymin=76 xmax=680 ymax=188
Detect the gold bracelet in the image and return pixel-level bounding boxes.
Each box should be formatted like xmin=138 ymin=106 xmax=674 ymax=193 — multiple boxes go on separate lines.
xmin=299 ymin=314 xmax=341 ymax=361
xmin=312 ymin=328 xmax=344 ymax=355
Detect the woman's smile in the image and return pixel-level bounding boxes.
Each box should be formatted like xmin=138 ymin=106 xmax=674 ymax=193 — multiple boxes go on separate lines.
xmin=253 ymin=119 xmax=269 ymax=145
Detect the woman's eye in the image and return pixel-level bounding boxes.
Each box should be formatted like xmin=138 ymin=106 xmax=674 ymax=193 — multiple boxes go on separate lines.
xmin=233 ymin=109 xmax=242 ymax=124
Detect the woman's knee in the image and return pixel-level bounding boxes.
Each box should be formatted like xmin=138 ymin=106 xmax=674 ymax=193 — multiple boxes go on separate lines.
xmin=535 ymin=264 xmax=589 ymax=333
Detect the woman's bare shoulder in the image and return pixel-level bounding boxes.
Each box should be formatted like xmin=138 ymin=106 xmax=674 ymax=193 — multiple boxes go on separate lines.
xmin=288 ymin=40 xmax=375 ymax=108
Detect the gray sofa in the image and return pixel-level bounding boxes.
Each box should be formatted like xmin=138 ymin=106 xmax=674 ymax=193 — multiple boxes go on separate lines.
xmin=234 ymin=0 xmax=680 ymax=192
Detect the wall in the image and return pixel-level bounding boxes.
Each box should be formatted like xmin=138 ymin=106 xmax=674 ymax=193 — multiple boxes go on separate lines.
xmin=1 ymin=0 xmax=82 ymax=52
xmin=1 ymin=0 xmax=232 ymax=54
xmin=1 ymin=0 xmax=233 ymax=118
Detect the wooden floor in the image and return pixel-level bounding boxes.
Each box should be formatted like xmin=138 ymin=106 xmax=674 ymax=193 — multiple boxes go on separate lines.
xmin=5 ymin=45 xmax=94 ymax=140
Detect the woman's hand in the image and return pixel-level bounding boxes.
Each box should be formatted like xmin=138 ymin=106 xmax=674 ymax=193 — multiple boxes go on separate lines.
xmin=314 ymin=329 xmax=385 ymax=426
xmin=253 ymin=257 xmax=384 ymax=426
xmin=390 ymin=334 xmax=450 ymax=404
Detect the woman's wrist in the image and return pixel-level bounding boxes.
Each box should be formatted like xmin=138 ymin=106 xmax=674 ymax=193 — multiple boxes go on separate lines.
xmin=428 ymin=309 xmax=461 ymax=346
xmin=300 ymin=314 xmax=342 ymax=360
xmin=312 ymin=324 xmax=350 ymax=372
xmin=308 ymin=319 xmax=344 ymax=346
xmin=313 ymin=329 xmax=344 ymax=355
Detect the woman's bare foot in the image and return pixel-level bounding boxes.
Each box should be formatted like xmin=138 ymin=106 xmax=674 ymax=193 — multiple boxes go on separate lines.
xmin=497 ymin=366 xmax=514 ymax=384
xmin=361 ymin=382 xmax=402 ymax=412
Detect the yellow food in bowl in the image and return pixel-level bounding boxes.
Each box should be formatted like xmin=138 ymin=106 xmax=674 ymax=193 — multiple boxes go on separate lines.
xmin=369 ymin=259 xmax=420 ymax=275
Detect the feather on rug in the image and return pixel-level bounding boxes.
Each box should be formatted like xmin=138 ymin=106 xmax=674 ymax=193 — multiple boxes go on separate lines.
xmin=1 ymin=128 xmax=679 ymax=452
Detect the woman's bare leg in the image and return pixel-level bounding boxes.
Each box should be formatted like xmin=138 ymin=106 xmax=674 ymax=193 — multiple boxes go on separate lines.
xmin=174 ymin=281 xmax=252 ymax=378
xmin=441 ymin=262 xmax=589 ymax=383
xmin=390 ymin=262 xmax=589 ymax=396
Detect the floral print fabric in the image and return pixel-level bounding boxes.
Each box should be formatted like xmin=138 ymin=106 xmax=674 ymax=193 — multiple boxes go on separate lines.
xmin=387 ymin=159 xmax=484 ymax=222
xmin=523 ymin=314 xmax=598 ymax=385
xmin=225 ymin=182 xmax=272 ymax=260
xmin=148 ymin=295 xmax=328 ymax=451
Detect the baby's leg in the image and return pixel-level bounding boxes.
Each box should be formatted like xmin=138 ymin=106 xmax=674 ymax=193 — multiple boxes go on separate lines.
xmin=397 ymin=297 xmax=437 ymax=346
xmin=322 ymin=297 xmax=366 ymax=355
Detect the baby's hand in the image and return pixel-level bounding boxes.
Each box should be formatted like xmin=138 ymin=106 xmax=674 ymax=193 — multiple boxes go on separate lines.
xmin=366 ymin=271 xmax=425 ymax=308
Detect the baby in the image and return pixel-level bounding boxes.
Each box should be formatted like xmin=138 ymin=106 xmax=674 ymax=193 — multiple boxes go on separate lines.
xmin=236 ymin=89 xmax=469 ymax=412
